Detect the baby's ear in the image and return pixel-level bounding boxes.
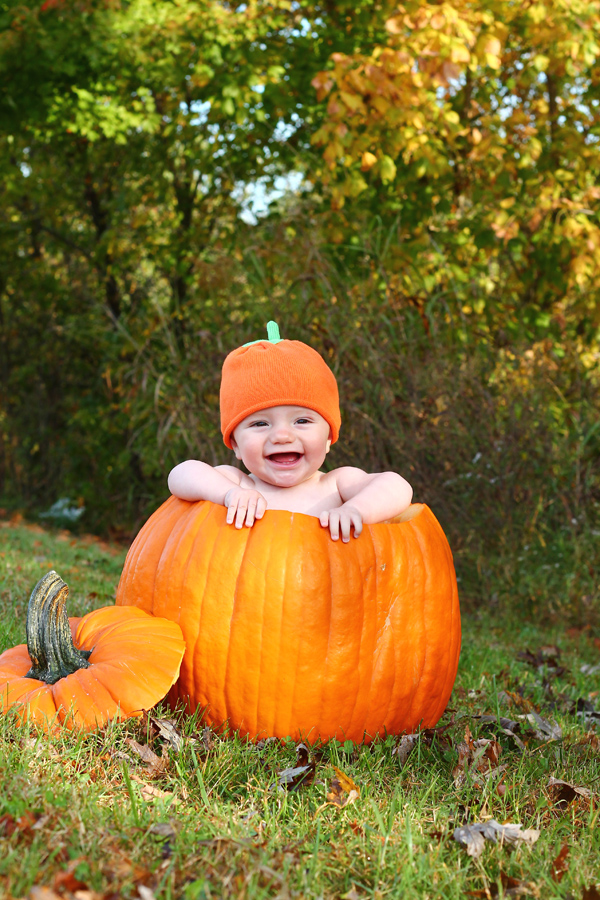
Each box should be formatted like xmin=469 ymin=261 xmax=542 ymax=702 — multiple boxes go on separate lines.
xmin=230 ymin=438 xmax=243 ymax=460
xmin=326 ymin=438 xmax=332 ymax=453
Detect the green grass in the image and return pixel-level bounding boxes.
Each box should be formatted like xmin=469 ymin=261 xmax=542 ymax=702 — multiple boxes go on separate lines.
xmin=1 ymin=520 xmax=599 ymax=899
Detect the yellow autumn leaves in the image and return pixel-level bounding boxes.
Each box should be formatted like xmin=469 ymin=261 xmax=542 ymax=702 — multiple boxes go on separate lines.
xmin=309 ymin=0 xmax=600 ymax=319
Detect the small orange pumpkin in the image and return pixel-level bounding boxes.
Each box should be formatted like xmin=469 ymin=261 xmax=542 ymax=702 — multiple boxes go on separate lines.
xmin=0 ymin=571 xmax=186 ymax=730
xmin=116 ymin=499 xmax=460 ymax=743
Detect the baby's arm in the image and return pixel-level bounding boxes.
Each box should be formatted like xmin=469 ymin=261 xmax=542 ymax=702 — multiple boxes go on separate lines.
xmin=320 ymin=467 xmax=413 ymax=542
xmin=167 ymin=461 xmax=267 ymax=528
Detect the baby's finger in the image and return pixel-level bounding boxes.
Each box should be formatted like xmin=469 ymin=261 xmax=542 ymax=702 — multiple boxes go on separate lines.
xmin=245 ymin=499 xmax=257 ymax=527
xmin=256 ymin=497 xmax=267 ymax=519
xmin=328 ymin=513 xmax=340 ymax=541
xmin=352 ymin=514 xmax=363 ymax=538
xmin=226 ymin=503 xmax=236 ymax=525
xmin=319 ymin=511 xmax=329 ymax=528
xmin=340 ymin=516 xmax=352 ymax=543
xmin=235 ymin=503 xmax=247 ymax=529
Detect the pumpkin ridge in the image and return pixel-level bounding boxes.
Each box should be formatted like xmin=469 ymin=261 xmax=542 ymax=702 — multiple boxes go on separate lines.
xmin=159 ymin=499 xmax=198 ymax=621
xmin=316 ymin=524 xmax=334 ymax=739
xmin=405 ymin=521 xmax=429 ymax=728
xmin=428 ymin=511 xmax=460 ymax=722
xmin=434 ymin=517 xmax=461 ymax=718
xmin=318 ymin=529 xmax=363 ymax=741
xmin=373 ymin=526 xmax=405 ymax=727
xmin=159 ymin=498 xmax=207 ymax=707
xmin=250 ymin=519 xmax=275 ymax=738
xmin=281 ymin=513 xmax=305 ymax=739
xmin=171 ymin=501 xmax=210 ymax=705
xmin=224 ymin=540 xmax=246 ymax=735
xmin=202 ymin=506 xmax=244 ymax=727
xmin=387 ymin=519 xmax=416 ymax=731
xmin=74 ymin=662 xmax=130 ymax=718
xmin=360 ymin=532 xmax=382 ymax=740
xmin=268 ymin=517 xmax=290 ymax=736
xmin=248 ymin=517 xmax=277 ymax=738
xmin=408 ymin=512 xmax=453 ymax=726
xmin=15 ymin=683 xmax=60 ymax=726
xmin=1 ymin=677 xmax=45 ymax=707
xmin=83 ymin=658 xmax=171 ymax=715
xmin=373 ymin=525 xmax=400 ymax=737
xmin=344 ymin=547 xmax=370 ymax=742
xmin=74 ymin=666 xmax=122 ymax=725
xmin=376 ymin=529 xmax=401 ymax=736
xmin=53 ymin=668 xmax=115 ymax=729
xmin=355 ymin=528 xmax=380 ymax=742
xmin=267 ymin=514 xmax=293 ymax=738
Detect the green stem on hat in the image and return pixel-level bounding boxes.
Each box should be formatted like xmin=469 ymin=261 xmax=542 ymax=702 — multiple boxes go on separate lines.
xmin=243 ymin=321 xmax=283 ymax=347
xmin=266 ymin=321 xmax=281 ymax=342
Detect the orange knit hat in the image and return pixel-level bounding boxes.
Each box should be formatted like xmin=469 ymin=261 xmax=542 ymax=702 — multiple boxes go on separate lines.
xmin=220 ymin=322 xmax=341 ymax=449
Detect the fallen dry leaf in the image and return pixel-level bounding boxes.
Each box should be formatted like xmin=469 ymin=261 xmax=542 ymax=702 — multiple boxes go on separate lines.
xmin=102 ymin=849 xmax=156 ymax=888
xmin=52 ymin=857 xmax=89 ymax=894
xmin=580 ymin=663 xmax=600 ymax=676
xmin=194 ymin=725 xmax=217 ymax=758
xmin=392 ymin=734 xmax=417 ymax=764
xmin=277 ymin=764 xmax=314 ymax=790
xmin=504 ymin=690 xmax=535 ymax=713
xmin=148 ymin=820 xmax=182 ymax=841
xmin=325 ymin=767 xmax=360 ymax=809
xmin=0 ymin=811 xmax=38 ymax=838
xmin=453 ymin=725 xmax=504 ymax=788
xmin=130 ymin=774 xmax=180 ymax=804
xmin=547 ymin=777 xmax=592 ymax=810
xmin=453 ymin=819 xmax=540 ymax=860
xmin=143 ymin=713 xmax=185 ymax=752
xmin=574 ymin=698 xmax=600 ymax=728
xmin=521 ymin=711 xmax=562 ymax=742
xmin=551 ymin=843 xmax=570 ymax=882
xmin=474 ymin=714 xmax=531 ymax=750
xmin=582 ymin=886 xmax=600 ymax=900
xmin=467 ymin=870 xmax=531 ymax=898
xmin=28 ymin=889 xmax=62 ymax=900
xmin=126 ymin=739 xmax=170 ymax=779
xmin=574 ymin=732 xmax=600 ymax=752
xmin=277 ymin=743 xmax=316 ymax=791
xmin=341 ymin=887 xmax=363 ymax=900
xmin=517 ymin=645 xmax=566 ymax=678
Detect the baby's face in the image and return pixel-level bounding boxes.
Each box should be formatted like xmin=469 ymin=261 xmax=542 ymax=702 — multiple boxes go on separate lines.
xmin=231 ymin=405 xmax=331 ymax=488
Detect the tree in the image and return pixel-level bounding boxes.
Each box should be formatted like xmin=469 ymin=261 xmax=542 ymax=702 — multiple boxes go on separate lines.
xmin=310 ymin=0 xmax=600 ymax=343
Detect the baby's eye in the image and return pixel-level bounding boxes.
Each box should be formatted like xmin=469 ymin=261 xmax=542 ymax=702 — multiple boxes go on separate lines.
xmin=295 ymin=418 xmax=312 ymax=424
xmin=249 ymin=420 xmax=268 ymax=428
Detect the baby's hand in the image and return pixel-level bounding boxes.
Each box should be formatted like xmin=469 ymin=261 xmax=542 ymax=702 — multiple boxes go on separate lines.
xmin=319 ymin=505 xmax=363 ymax=542
xmin=224 ymin=487 xmax=267 ymax=529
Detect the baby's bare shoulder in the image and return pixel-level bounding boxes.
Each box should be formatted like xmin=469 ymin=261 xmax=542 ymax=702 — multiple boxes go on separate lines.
xmin=323 ymin=466 xmax=373 ymax=488
xmin=215 ymin=465 xmax=255 ymax=488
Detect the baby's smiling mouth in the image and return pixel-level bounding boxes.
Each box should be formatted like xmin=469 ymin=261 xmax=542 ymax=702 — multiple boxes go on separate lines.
xmin=267 ymin=452 xmax=302 ymax=465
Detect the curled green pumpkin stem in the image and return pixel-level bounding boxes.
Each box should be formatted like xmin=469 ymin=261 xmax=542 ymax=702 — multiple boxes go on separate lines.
xmin=25 ymin=571 xmax=92 ymax=685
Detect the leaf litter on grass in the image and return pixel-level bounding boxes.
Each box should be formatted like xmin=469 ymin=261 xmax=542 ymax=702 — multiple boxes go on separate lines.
xmin=453 ymin=819 xmax=540 ymax=859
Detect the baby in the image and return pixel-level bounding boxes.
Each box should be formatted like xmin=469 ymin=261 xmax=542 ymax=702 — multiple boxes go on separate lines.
xmin=168 ymin=322 xmax=413 ymax=542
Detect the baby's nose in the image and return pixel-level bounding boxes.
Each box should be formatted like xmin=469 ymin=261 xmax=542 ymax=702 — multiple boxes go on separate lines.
xmin=271 ymin=426 xmax=294 ymax=442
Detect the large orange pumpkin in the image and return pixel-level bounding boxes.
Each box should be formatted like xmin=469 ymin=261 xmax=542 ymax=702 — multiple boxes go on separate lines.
xmin=116 ymin=499 xmax=460 ymax=743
